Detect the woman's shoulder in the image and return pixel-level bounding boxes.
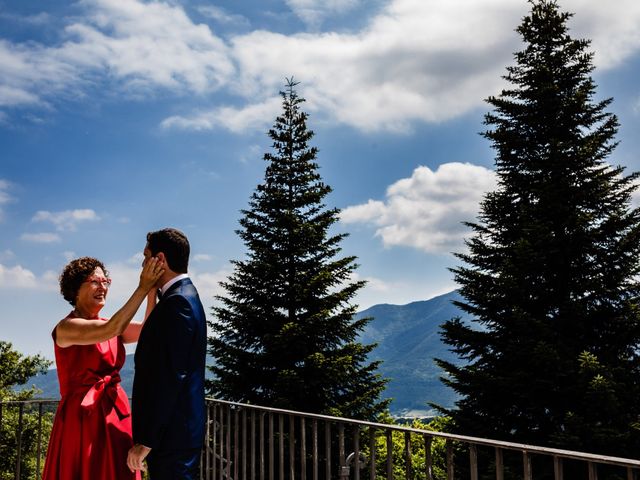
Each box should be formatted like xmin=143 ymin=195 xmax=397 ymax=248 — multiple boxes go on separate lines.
xmin=52 ymin=311 xmax=75 ymax=340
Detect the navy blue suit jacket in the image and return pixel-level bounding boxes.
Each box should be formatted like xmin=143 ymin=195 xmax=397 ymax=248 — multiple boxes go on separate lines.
xmin=132 ymin=277 xmax=207 ymax=451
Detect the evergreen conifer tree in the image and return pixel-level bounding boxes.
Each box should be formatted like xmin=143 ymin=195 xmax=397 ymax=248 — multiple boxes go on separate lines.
xmin=436 ymin=0 xmax=640 ymax=456
xmin=208 ymin=79 xmax=388 ymax=420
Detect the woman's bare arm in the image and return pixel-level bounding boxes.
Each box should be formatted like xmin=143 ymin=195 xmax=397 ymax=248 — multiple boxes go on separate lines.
xmin=121 ymin=289 xmax=157 ymax=344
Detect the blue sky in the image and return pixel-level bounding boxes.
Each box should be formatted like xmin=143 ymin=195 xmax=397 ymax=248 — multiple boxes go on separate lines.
xmin=1 ymin=0 xmax=640 ymax=360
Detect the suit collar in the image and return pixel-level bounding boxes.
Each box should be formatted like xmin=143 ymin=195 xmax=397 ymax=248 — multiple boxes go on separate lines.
xmin=160 ymin=274 xmax=189 ymax=296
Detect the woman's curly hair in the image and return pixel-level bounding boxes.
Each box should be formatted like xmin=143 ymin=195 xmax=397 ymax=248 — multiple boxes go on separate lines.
xmin=59 ymin=257 xmax=108 ymax=306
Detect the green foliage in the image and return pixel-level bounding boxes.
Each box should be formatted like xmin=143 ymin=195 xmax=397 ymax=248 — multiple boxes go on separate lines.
xmin=437 ymin=0 xmax=640 ymax=459
xmin=0 ymin=341 xmax=51 ymax=401
xmin=369 ymin=416 xmax=452 ymax=480
xmin=0 ymin=341 xmax=53 ymax=479
xmin=207 ymin=79 xmax=388 ymax=420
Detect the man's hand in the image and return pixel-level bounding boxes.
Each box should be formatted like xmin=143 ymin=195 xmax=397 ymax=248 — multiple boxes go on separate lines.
xmin=127 ymin=444 xmax=151 ymax=472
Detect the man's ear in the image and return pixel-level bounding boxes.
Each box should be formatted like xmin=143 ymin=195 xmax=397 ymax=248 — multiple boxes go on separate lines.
xmin=156 ymin=252 xmax=167 ymax=266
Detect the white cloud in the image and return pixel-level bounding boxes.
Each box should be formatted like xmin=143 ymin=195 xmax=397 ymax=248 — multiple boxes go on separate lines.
xmin=220 ymin=0 xmax=640 ymax=133
xmin=0 ymin=263 xmax=57 ymax=290
xmin=21 ymin=232 xmax=62 ymax=243
xmin=0 ymin=179 xmax=13 ymax=221
xmin=161 ymin=96 xmax=281 ymax=133
xmin=0 ymin=250 xmax=15 ymax=262
xmin=0 ymin=0 xmax=234 ymax=109
xmin=2 ymin=0 xmax=640 ymax=132
xmin=58 ymin=0 xmax=234 ymax=93
xmin=285 ymin=0 xmax=360 ymax=28
xmin=193 ymin=254 xmax=213 ymax=262
xmin=126 ymin=252 xmax=144 ymax=265
xmin=32 ymin=208 xmax=100 ymax=231
xmin=562 ymin=0 xmax=640 ymax=69
xmin=0 ymin=264 xmax=36 ymax=287
xmin=191 ymin=268 xmax=232 ymax=305
xmin=197 ymin=6 xmax=250 ymax=27
xmin=341 ymin=162 xmax=496 ymax=254
xmin=0 ymin=85 xmax=41 ymax=107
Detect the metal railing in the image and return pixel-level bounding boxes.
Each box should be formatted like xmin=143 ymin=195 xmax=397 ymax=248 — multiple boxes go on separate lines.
xmin=202 ymin=399 xmax=640 ymax=480
xmin=3 ymin=397 xmax=640 ymax=479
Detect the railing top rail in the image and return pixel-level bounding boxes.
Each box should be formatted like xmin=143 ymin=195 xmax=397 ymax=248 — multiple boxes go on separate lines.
xmin=1 ymin=398 xmax=60 ymax=406
xmin=205 ymin=397 xmax=640 ymax=469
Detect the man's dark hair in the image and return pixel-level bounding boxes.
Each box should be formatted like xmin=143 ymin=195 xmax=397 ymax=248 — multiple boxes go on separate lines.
xmin=146 ymin=228 xmax=190 ymax=273
xmin=59 ymin=257 xmax=108 ymax=306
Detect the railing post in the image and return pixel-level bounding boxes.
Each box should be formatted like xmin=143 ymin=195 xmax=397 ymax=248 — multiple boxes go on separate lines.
xmin=386 ymin=429 xmax=393 ymax=480
xmin=251 ymin=410 xmax=256 ymax=480
xmin=469 ymin=444 xmax=478 ymax=480
xmin=289 ymin=415 xmax=295 ymax=480
xmin=15 ymin=402 xmax=24 ymax=480
xmin=404 ymin=431 xmax=412 ymax=480
xmin=446 ymin=439 xmax=454 ymax=480
xmin=312 ymin=419 xmax=318 ymax=480
xmin=553 ymin=455 xmax=563 ymax=480
xmin=369 ymin=428 xmax=376 ymax=480
xmin=268 ymin=412 xmax=274 ymax=480
xmin=279 ymin=414 xmax=284 ymax=480
xmin=259 ymin=411 xmax=265 ymax=480
xmin=424 ymin=434 xmax=433 ymax=480
xmin=325 ymin=422 xmax=331 ymax=480
xmin=234 ymin=408 xmax=239 ymax=480
xmin=339 ymin=423 xmax=346 ymax=476
xmin=226 ymin=406 xmax=232 ymax=480
xmin=523 ymin=451 xmax=532 ymax=480
xmin=37 ymin=402 xmax=44 ymax=480
xmin=588 ymin=462 xmax=598 ymax=480
xmin=242 ymin=408 xmax=247 ymax=480
xmin=495 ymin=447 xmax=504 ymax=480
xmin=214 ymin=403 xmax=219 ymax=480
xmin=301 ymin=417 xmax=307 ymax=480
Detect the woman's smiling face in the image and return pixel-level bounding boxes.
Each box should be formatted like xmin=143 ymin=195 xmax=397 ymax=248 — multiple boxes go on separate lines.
xmin=75 ymin=267 xmax=110 ymax=314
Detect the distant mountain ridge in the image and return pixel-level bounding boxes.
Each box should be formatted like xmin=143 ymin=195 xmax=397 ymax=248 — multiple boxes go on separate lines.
xmin=358 ymin=290 xmax=470 ymax=416
xmin=28 ymin=290 xmax=470 ymax=416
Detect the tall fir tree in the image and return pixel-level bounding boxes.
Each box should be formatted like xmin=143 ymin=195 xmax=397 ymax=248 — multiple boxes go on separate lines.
xmin=436 ymin=0 xmax=640 ymax=456
xmin=208 ymin=79 xmax=388 ymax=420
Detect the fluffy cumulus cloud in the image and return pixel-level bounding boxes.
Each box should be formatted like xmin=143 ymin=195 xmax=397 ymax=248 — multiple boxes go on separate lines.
xmin=2 ymin=0 xmax=640 ymax=131
xmin=0 ymin=263 xmax=57 ymax=290
xmin=32 ymin=208 xmax=100 ymax=231
xmin=0 ymin=0 xmax=234 ymax=109
xmin=341 ymin=162 xmax=497 ymax=253
xmin=181 ymin=0 xmax=640 ymax=133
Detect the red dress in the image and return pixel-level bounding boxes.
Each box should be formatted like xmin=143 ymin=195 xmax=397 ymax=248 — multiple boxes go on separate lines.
xmin=42 ymin=315 xmax=141 ymax=480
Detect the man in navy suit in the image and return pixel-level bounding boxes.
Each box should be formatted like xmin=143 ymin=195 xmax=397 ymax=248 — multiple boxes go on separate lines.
xmin=127 ymin=228 xmax=207 ymax=479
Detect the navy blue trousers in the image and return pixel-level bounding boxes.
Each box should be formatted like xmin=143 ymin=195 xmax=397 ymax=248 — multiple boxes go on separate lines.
xmin=147 ymin=448 xmax=200 ymax=480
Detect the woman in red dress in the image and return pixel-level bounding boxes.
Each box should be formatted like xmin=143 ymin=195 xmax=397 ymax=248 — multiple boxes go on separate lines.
xmin=42 ymin=256 xmax=163 ymax=479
